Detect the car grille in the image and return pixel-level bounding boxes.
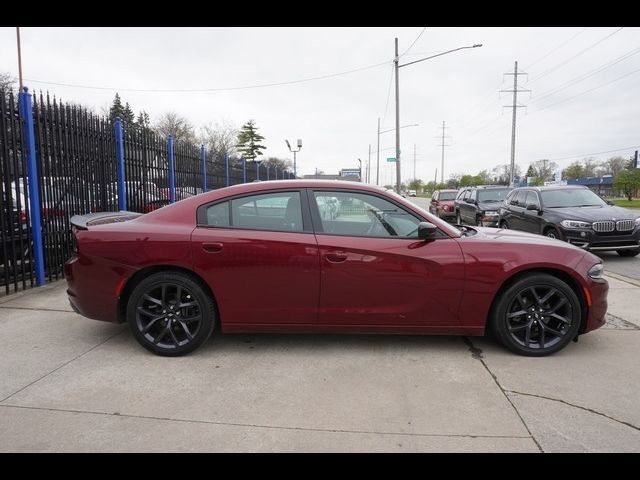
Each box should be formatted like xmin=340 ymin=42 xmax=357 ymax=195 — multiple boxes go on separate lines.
xmin=616 ymin=219 xmax=635 ymax=232
xmin=592 ymin=221 xmax=615 ymax=232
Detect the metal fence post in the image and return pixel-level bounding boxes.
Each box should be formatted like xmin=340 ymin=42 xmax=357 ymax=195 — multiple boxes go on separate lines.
xmin=242 ymin=157 xmax=246 ymax=183
xmin=225 ymin=153 xmax=229 ymax=187
xmin=275 ymin=166 xmax=278 ymax=180
xmin=266 ymin=165 xmax=270 ymax=181
xmin=19 ymin=87 xmax=45 ymax=286
xmin=114 ymin=116 xmax=127 ymax=211
xmin=201 ymin=144 xmax=207 ymax=193
xmin=167 ymin=135 xmax=175 ymax=203
xmin=256 ymin=161 xmax=260 ymax=181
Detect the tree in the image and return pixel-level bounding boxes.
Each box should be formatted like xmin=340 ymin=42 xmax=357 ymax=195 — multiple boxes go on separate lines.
xmin=108 ymin=93 xmax=135 ymax=124
xmin=525 ymin=164 xmax=537 ymax=180
xmin=200 ymin=120 xmax=239 ymax=157
xmin=154 ymin=111 xmax=196 ymax=144
xmin=136 ymin=110 xmax=151 ymax=129
xmin=562 ymin=161 xmax=584 ymax=181
xmin=0 ymin=71 xmax=16 ymax=93
xmin=599 ymin=156 xmax=629 ymax=177
xmin=614 ymin=169 xmax=640 ymax=201
xmin=408 ymin=179 xmax=424 ymax=191
xmin=262 ymin=156 xmax=292 ymax=173
xmin=236 ymin=120 xmax=266 ymax=161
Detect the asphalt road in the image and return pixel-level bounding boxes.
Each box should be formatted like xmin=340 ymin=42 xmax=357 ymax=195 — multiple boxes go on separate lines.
xmin=408 ymin=197 xmax=640 ymax=282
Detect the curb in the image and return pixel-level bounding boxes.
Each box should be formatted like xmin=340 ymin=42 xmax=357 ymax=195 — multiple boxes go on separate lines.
xmin=604 ymin=272 xmax=640 ymax=288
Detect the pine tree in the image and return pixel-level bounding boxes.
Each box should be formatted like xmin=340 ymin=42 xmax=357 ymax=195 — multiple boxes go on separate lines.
xmin=124 ymin=102 xmax=135 ymax=124
xmin=236 ymin=120 xmax=266 ymax=161
xmin=525 ymin=164 xmax=537 ymax=179
xmin=137 ymin=110 xmax=151 ymax=128
xmin=108 ymin=93 xmax=125 ymax=123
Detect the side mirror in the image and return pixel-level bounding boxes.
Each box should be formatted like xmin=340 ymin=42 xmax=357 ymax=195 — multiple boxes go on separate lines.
xmin=465 ymin=198 xmax=476 ymax=204
xmin=526 ymin=204 xmax=538 ymax=211
xmin=606 ymin=200 xmax=614 ymax=206
xmin=418 ymin=221 xmax=438 ymax=240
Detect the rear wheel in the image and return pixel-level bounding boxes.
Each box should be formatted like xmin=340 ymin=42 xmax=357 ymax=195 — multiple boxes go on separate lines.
xmin=617 ymin=248 xmax=640 ymax=257
xmin=490 ymin=273 xmax=581 ymax=356
xmin=127 ymin=272 xmax=216 ymax=356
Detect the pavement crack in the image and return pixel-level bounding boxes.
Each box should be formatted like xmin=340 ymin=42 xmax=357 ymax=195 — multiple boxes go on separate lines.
xmin=0 ymin=403 xmax=533 ymax=440
xmin=462 ymin=336 xmax=544 ymax=453
xmin=0 ymin=328 xmax=127 ymax=404
xmin=505 ymin=390 xmax=640 ymax=432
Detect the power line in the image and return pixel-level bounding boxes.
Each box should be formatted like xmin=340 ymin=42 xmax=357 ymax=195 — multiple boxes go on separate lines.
xmin=530 ymin=45 xmax=640 ymax=104
xmin=400 ymin=27 xmax=427 ymax=58
xmin=531 ymin=65 xmax=640 ymax=113
xmin=522 ymin=27 xmax=589 ymax=70
xmin=23 ymin=60 xmax=392 ymax=93
xmin=547 ymin=145 xmax=640 ymax=162
xmin=526 ymin=27 xmax=624 ymax=85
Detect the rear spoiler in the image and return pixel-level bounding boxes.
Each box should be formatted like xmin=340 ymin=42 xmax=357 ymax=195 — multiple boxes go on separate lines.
xmin=70 ymin=211 xmax=143 ymax=230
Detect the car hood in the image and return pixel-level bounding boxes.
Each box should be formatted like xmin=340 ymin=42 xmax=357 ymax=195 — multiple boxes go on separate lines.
xmin=477 ymin=200 xmax=504 ymax=211
xmin=544 ymin=205 xmax=639 ymax=222
xmin=468 ymin=226 xmax=582 ymax=250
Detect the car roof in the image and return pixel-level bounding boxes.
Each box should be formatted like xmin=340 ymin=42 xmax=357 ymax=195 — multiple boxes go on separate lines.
xmin=512 ymin=185 xmax=588 ymax=192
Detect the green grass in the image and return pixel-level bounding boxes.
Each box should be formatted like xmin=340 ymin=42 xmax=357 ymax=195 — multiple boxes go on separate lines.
xmin=612 ymin=199 xmax=640 ymax=208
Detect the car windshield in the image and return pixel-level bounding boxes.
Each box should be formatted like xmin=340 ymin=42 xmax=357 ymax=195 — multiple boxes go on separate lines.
xmin=541 ymin=189 xmax=607 ymax=208
xmin=478 ymin=188 xmax=512 ymax=202
xmin=439 ymin=192 xmax=457 ymax=200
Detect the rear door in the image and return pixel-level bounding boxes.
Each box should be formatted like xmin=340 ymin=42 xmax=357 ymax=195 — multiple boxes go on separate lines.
xmin=508 ymin=190 xmax=528 ymax=230
xmin=309 ymin=189 xmax=464 ymax=328
xmin=521 ymin=191 xmax=543 ymax=233
xmin=191 ymin=189 xmax=320 ymax=326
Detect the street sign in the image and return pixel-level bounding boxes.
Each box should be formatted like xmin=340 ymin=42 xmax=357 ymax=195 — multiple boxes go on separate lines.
xmin=386 ymin=157 xmax=397 ymax=162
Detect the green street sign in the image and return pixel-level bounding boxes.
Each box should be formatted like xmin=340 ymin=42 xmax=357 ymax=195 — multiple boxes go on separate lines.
xmin=386 ymin=157 xmax=397 ymax=162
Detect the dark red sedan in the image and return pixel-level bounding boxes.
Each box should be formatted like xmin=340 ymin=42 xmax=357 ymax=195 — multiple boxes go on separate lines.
xmin=65 ymin=180 xmax=608 ymax=357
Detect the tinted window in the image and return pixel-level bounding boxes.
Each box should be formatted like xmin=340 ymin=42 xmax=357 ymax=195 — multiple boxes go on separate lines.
xmin=206 ymin=201 xmax=230 ymax=226
xmin=540 ymin=189 xmax=607 ymax=208
xmin=525 ymin=191 xmax=540 ymax=209
xmin=314 ymin=191 xmax=422 ymax=238
xmin=477 ymin=188 xmax=513 ymax=202
xmin=513 ymin=190 xmax=528 ymax=207
xmin=439 ymin=191 xmax=457 ymax=201
xmin=231 ymin=191 xmax=303 ymax=232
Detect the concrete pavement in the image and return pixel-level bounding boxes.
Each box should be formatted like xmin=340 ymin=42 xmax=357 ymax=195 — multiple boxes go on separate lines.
xmin=0 ymin=276 xmax=638 ymax=452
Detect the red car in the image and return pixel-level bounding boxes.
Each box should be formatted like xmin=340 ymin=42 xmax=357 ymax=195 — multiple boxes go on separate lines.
xmin=429 ymin=189 xmax=458 ymax=221
xmin=65 ymin=180 xmax=608 ymax=357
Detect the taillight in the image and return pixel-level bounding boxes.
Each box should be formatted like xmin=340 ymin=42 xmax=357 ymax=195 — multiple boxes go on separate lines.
xmin=443 ymin=205 xmax=449 ymax=211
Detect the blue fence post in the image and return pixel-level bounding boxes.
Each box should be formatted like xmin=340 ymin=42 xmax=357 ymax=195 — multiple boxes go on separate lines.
xmin=19 ymin=87 xmax=45 ymax=286
xmin=225 ymin=153 xmax=229 ymax=187
xmin=242 ymin=157 xmax=246 ymax=183
xmin=201 ymin=144 xmax=207 ymax=193
xmin=167 ymin=135 xmax=175 ymax=203
xmin=114 ymin=116 xmax=127 ymax=211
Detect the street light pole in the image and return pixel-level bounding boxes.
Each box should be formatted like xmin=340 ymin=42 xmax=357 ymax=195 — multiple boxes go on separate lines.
xmin=395 ymin=40 xmax=482 ymax=193
xmin=285 ymin=139 xmax=302 ymax=178
xmin=376 ymin=118 xmax=381 ymax=185
xmin=357 ymin=158 xmax=362 ymax=183
xmin=394 ymin=38 xmax=401 ymax=194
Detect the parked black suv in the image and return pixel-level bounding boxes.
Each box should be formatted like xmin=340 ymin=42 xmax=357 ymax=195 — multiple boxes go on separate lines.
xmin=498 ymin=185 xmax=640 ymax=257
xmin=454 ymin=185 xmax=514 ymax=227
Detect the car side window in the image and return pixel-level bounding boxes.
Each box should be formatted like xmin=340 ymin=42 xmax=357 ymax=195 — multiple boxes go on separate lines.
xmin=230 ymin=191 xmax=304 ymax=232
xmin=525 ymin=191 xmax=540 ymax=209
xmin=313 ymin=191 xmax=422 ymax=238
xmin=513 ymin=190 xmax=528 ymax=207
xmin=469 ymin=189 xmax=477 ymax=202
xmin=205 ymin=201 xmax=230 ymax=226
xmin=432 ymin=191 xmax=438 ymax=201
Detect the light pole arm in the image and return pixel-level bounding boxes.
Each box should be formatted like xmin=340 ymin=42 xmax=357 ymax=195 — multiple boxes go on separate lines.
xmin=399 ymin=44 xmax=482 ymax=68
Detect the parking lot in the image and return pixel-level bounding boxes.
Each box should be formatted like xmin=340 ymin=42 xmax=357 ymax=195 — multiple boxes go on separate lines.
xmin=0 ymin=270 xmax=638 ymax=452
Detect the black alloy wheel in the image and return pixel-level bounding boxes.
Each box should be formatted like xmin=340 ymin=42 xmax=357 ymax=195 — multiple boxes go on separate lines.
xmin=127 ymin=272 xmax=216 ymax=356
xmin=490 ymin=273 xmax=581 ymax=356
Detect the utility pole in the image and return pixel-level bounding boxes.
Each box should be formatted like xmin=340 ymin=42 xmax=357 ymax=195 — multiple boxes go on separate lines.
xmin=368 ymin=144 xmax=371 ymax=184
xmin=437 ymin=121 xmax=450 ymax=184
xmin=434 ymin=168 xmax=438 ymax=184
xmin=634 ymin=150 xmax=638 ymax=168
xmin=413 ymin=144 xmax=416 ymax=183
xmin=394 ymin=37 xmax=401 ymax=193
xmin=500 ymin=61 xmax=530 ymax=186
xmin=376 ymin=118 xmax=381 ymax=185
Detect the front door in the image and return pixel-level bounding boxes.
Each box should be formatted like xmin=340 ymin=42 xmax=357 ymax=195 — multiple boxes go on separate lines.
xmin=310 ymin=189 xmax=465 ymax=328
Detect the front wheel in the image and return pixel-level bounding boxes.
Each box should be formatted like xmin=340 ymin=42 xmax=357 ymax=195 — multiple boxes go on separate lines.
xmin=545 ymin=227 xmax=561 ymax=240
xmin=617 ymin=248 xmax=640 ymax=257
xmin=489 ymin=273 xmax=582 ymax=356
xmin=127 ymin=271 xmax=216 ymax=356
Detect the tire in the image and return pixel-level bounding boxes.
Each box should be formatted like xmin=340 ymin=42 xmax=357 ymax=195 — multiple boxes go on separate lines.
xmin=490 ymin=273 xmax=582 ymax=356
xmin=617 ymin=248 xmax=640 ymax=257
xmin=544 ymin=227 xmax=561 ymax=240
xmin=127 ymin=271 xmax=216 ymax=356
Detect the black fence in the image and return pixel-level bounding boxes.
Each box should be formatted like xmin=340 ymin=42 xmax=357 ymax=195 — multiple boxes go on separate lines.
xmin=0 ymin=88 xmax=291 ymax=296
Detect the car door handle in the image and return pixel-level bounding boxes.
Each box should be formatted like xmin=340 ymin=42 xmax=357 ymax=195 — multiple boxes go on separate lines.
xmin=325 ymin=251 xmax=348 ymax=263
xmin=202 ymin=242 xmax=223 ymax=253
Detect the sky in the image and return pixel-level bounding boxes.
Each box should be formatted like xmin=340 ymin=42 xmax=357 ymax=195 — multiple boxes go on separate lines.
xmin=1 ymin=26 xmax=639 ymax=185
